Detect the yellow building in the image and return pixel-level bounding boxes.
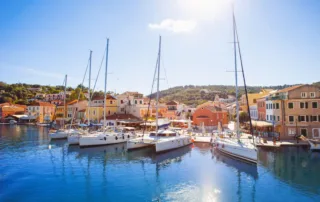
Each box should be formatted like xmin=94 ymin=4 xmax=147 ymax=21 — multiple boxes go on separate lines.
xmin=86 ymin=94 xmax=118 ymax=122
xmin=240 ymin=89 xmax=274 ymax=112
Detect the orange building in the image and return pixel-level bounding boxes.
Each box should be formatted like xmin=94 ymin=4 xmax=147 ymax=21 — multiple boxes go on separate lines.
xmin=0 ymin=103 xmax=27 ymax=122
xmin=192 ymin=105 xmax=228 ymax=127
xmin=257 ymin=97 xmax=266 ymax=121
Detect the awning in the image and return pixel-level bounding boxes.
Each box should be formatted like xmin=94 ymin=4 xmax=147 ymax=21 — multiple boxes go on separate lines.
xmin=249 ymin=120 xmax=273 ymax=127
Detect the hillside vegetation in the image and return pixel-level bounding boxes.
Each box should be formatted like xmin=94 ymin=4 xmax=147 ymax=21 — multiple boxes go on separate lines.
xmin=1 ymin=81 xmax=319 ymax=106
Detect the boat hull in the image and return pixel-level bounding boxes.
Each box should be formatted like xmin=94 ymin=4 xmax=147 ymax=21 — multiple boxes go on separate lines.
xmin=215 ymin=139 xmax=257 ymax=164
xmin=79 ymin=133 xmax=135 ymax=147
xmin=192 ymin=136 xmax=212 ymax=143
xmin=308 ymin=140 xmax=320 ymax=151
xmin=127 ymin=138 xmax=153 ymax=150
xmin=49 ymin=132 xmax=68 ymax=139
xmin=155 ymin=136 xmax=192 ymax=153
xmin=68 ymin=135 xmax=80 ymax=145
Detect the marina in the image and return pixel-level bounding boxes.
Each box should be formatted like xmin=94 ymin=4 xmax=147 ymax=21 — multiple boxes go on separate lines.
xmin=1 ymin=125 xmax=320 ymax=201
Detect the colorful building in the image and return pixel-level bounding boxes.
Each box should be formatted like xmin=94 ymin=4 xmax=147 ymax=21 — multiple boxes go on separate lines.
xmin=0 ymin=103 xmax=27 ymax=122
xmin=266 ymin=85 xmax=320 ymax=140
xmin=257 ymin=97 xmax=266 ymax=121
xmin=192 ymin=105 xmax=228 ymax=128
xmin=240 ymin=89 xmax=274 ymax=112
xmin=91 ymin=94 xmax=118 ymax=116
xmin=27 ymin=101 xmax=55 ymax=123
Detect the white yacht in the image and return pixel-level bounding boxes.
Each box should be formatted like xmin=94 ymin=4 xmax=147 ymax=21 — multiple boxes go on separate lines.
xmin=79 ymin=127 xmax=136 ymax=147
xmin=214 ymin=12 xmax=257 ymax=164
xmin=127 ymin=130 xmax=192 ymax=152
xmin=127 ymin=36 xmax=192 ymax=153
xmin=49 ymin=128 xmax=80 ymax=140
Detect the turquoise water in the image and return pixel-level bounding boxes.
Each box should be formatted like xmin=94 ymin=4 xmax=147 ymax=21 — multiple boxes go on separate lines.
xmin=1 ymin=125 xmax=320 ymax=202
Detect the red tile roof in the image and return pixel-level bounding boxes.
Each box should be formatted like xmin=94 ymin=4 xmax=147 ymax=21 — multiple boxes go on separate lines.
xmin=277 ymin=85 xmax=304 ymax=93
xmin=28 ymin=101 xmax=55 ymax=107
xmin=92 ymin=94 xmax=116 ymax=100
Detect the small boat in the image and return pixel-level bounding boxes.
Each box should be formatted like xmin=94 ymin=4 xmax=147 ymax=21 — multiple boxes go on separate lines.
xmin=50 ymin=128 xmax=80 ymax=140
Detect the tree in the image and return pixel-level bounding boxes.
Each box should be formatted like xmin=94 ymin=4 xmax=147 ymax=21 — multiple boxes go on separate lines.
xmin=239 ymin=111 xmax=249 ymax=123
xmin=68 ymin=88 xmax=86 ymax=102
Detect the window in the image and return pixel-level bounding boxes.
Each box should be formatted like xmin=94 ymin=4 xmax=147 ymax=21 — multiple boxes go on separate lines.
xmin=121 ymin=100 xmax=123 ymax=104
xmin=301 ymin=92 xmax=307 ymax=98
xmin=93 ymin=110 xmax=96 ymax=115
xmin=276 ymin=103 xmax=279 ymax=109
xmin=299 ymin=115 xmax=305 ymax=122
xmin=120 ymin=108 xmax=124 ymax=112
xmin=312 ymin=116 xmax=317 ymax=122
xmin=288 ymin=128 xmax=296 ymax=136
xmin=301 ymin=128 xmax=307 ymax=137
xmin=266 ymin=104 xmax=269 ymax=109
xmin=300 ymin=102 xmax=305 ymax=109
xmin=288 ymin=102 xmax=293 ymax=109
xmin=273 ymin=103 xmax=275 ymax=109
xmin=289 ymin=116 xmax=294 ymax=122
xmin=312 ymin=102 xmax=318 ymax=108
xmin=266 ymin=115 xmax=269 ymax=120
xmin=313 ymin=128 xmax=320 ymax=138
xmin=310 ymin=92 xmax=315 ymax=98
xmin=277 ymin=116 xmax=280 ymax=121
xmin=140 ymin=100 xmax=142 ymax=104
xmin=273 ymin=115 xmax=276 ymax=121
xmin=253 ymin=99 xmax=257 ymax=103
xmin=110 ymin=101 xmax=113 ymax=104
xmin=135 ymin=100 xmax=137 ymax=104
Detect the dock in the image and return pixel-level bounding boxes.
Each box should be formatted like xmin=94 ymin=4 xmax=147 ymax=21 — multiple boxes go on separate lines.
xmin=256 ymin=140 xmax=309 ymax=148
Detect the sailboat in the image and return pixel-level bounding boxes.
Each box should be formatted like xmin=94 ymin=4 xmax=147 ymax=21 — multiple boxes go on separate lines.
xmin=214 ymin=11 xmax=258 ymax=164
xmin=127 ymin=36 xmax=192 ymax=152
xmin=49 ymin=75 xmax=80 ymax=139
xmin=79 ymin=39 xmax=137 ymax=147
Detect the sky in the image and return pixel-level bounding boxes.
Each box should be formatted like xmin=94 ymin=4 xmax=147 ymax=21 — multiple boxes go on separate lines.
xmin=1 ymin=0 xmax=320 ymax=95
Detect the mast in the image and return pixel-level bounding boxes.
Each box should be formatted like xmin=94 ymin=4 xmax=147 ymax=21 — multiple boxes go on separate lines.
xmin=156 ymin=36 xmax=161 ymax=133
xmin=63 ymin=74 xmax=67 ymax=128
xmin=234 ymin=14 xmax=255 ymax=143
xmin=104 ymin=39 xmax=110 ymax=129
xmin=233 ymin=12 xmax=240 ymax=140
xmin=88 ymin=50 xmax=92 ymax=125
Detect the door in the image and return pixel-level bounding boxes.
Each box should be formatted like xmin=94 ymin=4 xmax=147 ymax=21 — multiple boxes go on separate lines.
xmin=301 ymin=128 xmax=307 ymax=137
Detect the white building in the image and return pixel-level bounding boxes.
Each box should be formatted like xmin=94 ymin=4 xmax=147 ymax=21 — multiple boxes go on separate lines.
xmin=249 ymin=105 xmax=258 ymax=120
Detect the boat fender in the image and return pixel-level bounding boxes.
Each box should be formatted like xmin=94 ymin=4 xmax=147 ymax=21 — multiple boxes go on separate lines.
xmin=222 ymin=144 xmax=224 ymax=148
xmin=115 ymin=136 xmax=118 ymax=140
xmin=104 ymin=137 xmax=107 ymax=141
xmin=123 ymin=135 xmax=125 ymax=139
xmin=128 ymin=135 xmax=130 ymax=139
xmin=216 ymin=143 xmax=219 ymax=147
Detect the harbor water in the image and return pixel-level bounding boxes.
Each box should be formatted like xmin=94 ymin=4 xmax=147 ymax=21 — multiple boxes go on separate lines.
xmin=1 ymin=125 xmax=320 ymax=202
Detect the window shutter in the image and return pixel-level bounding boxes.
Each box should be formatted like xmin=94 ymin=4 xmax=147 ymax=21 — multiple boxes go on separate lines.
xmin=318 ymin=115 xmax=320 ymax=122
xmin=298 ymin=116 xmax=301 ymax=122
xmin=306 ymin=115 xmax=309 ymax=122
xmin=310 ymin=115 xmax=313 ymax=122
xmin=306 ymin=102 xmax=308 ymax=109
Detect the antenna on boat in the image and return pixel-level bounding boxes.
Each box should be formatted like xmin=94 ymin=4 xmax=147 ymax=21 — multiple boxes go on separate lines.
xmin=103 ymin=38 xmax=110 ymax=131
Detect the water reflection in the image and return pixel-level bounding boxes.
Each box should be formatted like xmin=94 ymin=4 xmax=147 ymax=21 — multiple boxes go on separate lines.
xmin=212 ymin=148 xmax=258 ymax=179
xmin=259 ymin=147 xmax=320 ymax=195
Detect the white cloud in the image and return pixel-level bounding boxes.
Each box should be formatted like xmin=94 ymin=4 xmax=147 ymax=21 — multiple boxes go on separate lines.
xmin=148 ymin=19 xmax=197 ymax=33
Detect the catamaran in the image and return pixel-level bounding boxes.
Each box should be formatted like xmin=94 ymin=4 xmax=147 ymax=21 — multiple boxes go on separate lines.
xmin=214 ymin=11 xmax=258 ymax=164
xmin=127 ymin=36 xmax=192 ymax=152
